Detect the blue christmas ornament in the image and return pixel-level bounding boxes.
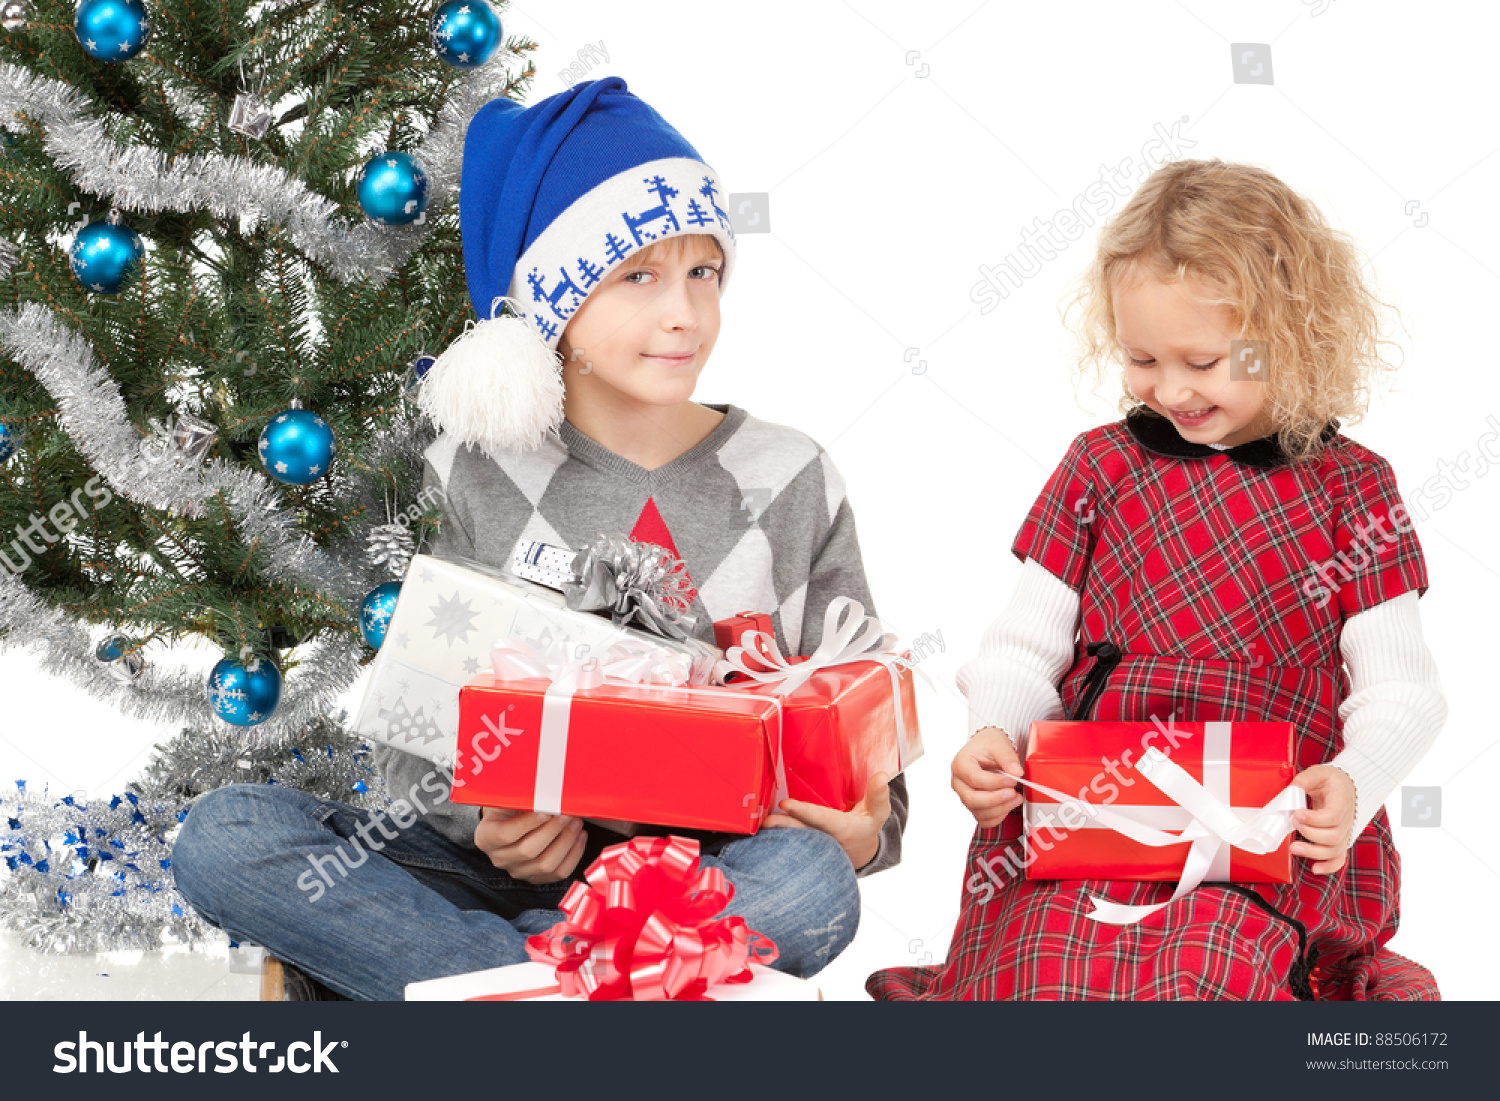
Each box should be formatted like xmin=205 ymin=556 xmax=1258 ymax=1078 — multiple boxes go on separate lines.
xmin=357 ymin=151 xmax=430 ymax=226
xmin=430 ymin=1 xmax=501 ymax=69
xmin=207 ymin=655 xmax=282 ymax=727
xmin=0 ymin=420 xmax=21 ymax=463
xmin=75 ymin=0 xmax=151 ymax=63
xmin=258 ymin=407 xmax=336 ymax=485
xmin=401 ymin=353 xmax=436 ymax=402
xmin=359 ymin=581 xmax=402 ymax=649
xmin=69 ymin=217 xmax=144 ymax=295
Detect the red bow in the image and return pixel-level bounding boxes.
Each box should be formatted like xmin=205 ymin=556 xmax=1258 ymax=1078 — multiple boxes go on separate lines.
xmin=523 ymin=835 xmax=778 ymax=1001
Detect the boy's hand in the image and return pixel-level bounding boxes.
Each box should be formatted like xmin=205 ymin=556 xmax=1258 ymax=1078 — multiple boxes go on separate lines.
xmin=1289 ymin=765 xmax=1356 ymax=875
xmin=474 ymin=807 xmax=588 ymax=884
xmin=952 ymin=726 xmax=1023 ymax=827
xmin=763 ymin=772 xmax=891 ymax=870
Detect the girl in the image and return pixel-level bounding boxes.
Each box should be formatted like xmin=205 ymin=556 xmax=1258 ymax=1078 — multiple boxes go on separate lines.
xmin=869 ymin=159 xmax=1448 ymax=1001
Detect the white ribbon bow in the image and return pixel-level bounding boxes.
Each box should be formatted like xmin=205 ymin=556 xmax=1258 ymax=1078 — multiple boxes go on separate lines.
xmin=714 ymin=597 xmax=925 ymax=773
xmin=489 ymin=635 xmax=788 ymax=818
xmin=1013 ymin=745 xmax=1307 ymax=926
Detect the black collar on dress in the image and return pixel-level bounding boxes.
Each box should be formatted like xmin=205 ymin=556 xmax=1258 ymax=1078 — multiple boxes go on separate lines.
xmin=1124 ymin=406 xmax=1339 ymax=470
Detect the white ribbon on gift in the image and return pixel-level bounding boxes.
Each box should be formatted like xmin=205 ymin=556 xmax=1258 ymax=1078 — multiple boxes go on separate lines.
xmin=1013 ymin=720 xmax=1307 ymax=926
xmin=489 ymin=635 xmax=790 ymax=818
xmin=713 ymin=597 xmax=926 ymax=773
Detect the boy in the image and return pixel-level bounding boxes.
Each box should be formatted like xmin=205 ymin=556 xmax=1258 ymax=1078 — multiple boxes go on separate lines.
xmin=172 ymin=77 xmax=907 ymax=1001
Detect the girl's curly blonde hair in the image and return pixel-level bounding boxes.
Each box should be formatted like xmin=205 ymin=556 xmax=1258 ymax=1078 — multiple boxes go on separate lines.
xmin=1061 ymin=159 xmax=1403 ymax=466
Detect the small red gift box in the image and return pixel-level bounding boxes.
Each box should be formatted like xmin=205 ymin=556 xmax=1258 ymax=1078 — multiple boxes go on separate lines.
xmin=714 ymin=610 xmax=778 ymax=675
xmin=714 ymin=610 xmax=923 ymax=812
xmin=450 ymin=670 xmax=783 ymax=834
xmin=1022 ymin=719 xmax=1299 ymax=883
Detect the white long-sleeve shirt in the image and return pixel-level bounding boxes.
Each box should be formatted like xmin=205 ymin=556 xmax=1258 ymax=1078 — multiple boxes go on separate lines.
xmin=957 ymin=557 xmax=1448 ymax=840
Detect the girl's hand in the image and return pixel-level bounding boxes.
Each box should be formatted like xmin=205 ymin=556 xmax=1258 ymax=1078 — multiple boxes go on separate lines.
xmin=1289 ymin=765 xmax=1356 ymax=875
xmin=952 ymin=727 xmax=1024 ymax=827
xmin=763 ymin=772 xmax=892 ymax=870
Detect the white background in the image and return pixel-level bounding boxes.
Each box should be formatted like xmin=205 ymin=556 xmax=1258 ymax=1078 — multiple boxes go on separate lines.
xmin=2 ymin=0 xmax=1495 ymax=1000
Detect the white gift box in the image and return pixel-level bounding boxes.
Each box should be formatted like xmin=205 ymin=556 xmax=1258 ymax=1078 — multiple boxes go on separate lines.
xmin=353 ymin=554 xmax=718 ymax=768
xmin=404 ymin=960 xmax=821 ymax=1001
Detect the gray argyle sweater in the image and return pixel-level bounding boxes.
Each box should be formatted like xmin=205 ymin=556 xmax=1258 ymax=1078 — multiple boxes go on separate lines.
xmin=373 ymin=402 xmax=909 ymax=878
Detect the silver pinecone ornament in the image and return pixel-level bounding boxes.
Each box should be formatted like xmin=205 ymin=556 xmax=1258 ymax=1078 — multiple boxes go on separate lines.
xmin=365 ymin=522 xmax=415 ymax=579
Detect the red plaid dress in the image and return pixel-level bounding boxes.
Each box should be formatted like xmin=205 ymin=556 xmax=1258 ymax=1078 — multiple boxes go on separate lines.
xmin=868 ymin=409 xmax=1439 ymax=1001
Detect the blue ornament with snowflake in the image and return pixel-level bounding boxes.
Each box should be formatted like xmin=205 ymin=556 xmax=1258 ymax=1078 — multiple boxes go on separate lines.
xmin=208 ymin=654 xmax=282 ymax=727
xmin=359 ymin=581 xmax=403 ymax=649
xmin=258 ymin=406 xmax=336 ymax=486
xmin=75 ymin=0 xmax=151 ymax=63
xmin=69 ymin=215 xmax=144 ymax=295
xmin=357 ymin=151 xmax=430 ymax=226
xmin=430 ymin=1 xmax=501 ymax=69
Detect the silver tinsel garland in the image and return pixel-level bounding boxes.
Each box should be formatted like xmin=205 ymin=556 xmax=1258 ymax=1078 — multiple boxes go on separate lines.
xmin=0 ymin=61 xmax=508 ymax=283
xmin=0 ymin=784 xmax=209 ymax=955
xmin=0 ymin=570 xmax=368 ymax=746
xmin=0 ymin=301 xmax=365 ymax=599
xmin=0 ymin=710 xmax=389 ymax=955
xmin=0 ymin=299 xmax=385 ymax=740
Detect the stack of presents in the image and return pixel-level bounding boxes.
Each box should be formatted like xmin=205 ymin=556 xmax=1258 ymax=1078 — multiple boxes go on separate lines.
xmin=356 ymin=536 xmax=1306 ymax=1001
xmin=354 ymin=535 xmax=922 ymax=1001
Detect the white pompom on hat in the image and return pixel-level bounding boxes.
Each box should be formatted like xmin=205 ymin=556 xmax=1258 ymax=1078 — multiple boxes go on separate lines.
xmin=414 ymin=297 xmax=563 ymax=459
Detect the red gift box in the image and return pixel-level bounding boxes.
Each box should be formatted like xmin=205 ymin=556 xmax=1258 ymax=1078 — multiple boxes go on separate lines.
xmin=450 ymin=666 xmax=784 ymax=834
xmin=714 ymin=610 xmax=778 ymax=675
xmin=733 ymin=656 xmax=921 ymax=812
xmin=714 ymin=608 xmax=923 ymax=812
xmin=1022 ymin=719 xmax=1300 ymax=884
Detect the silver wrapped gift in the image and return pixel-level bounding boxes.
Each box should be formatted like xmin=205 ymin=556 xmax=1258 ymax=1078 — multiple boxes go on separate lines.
xmin=228 ymin=92 xmax=275 ymax=140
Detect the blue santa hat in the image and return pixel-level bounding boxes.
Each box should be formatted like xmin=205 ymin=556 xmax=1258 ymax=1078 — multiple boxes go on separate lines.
xmin=416 ymin=76 xmax=738 ymax=457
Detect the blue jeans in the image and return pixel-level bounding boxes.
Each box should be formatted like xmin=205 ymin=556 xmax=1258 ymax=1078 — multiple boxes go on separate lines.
xmin=171 ymin=784 xmax=860 ymax=1001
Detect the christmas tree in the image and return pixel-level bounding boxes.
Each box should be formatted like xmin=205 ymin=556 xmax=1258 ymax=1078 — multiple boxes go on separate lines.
xmin=0 ymin=0 xmax=535 ymax=952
